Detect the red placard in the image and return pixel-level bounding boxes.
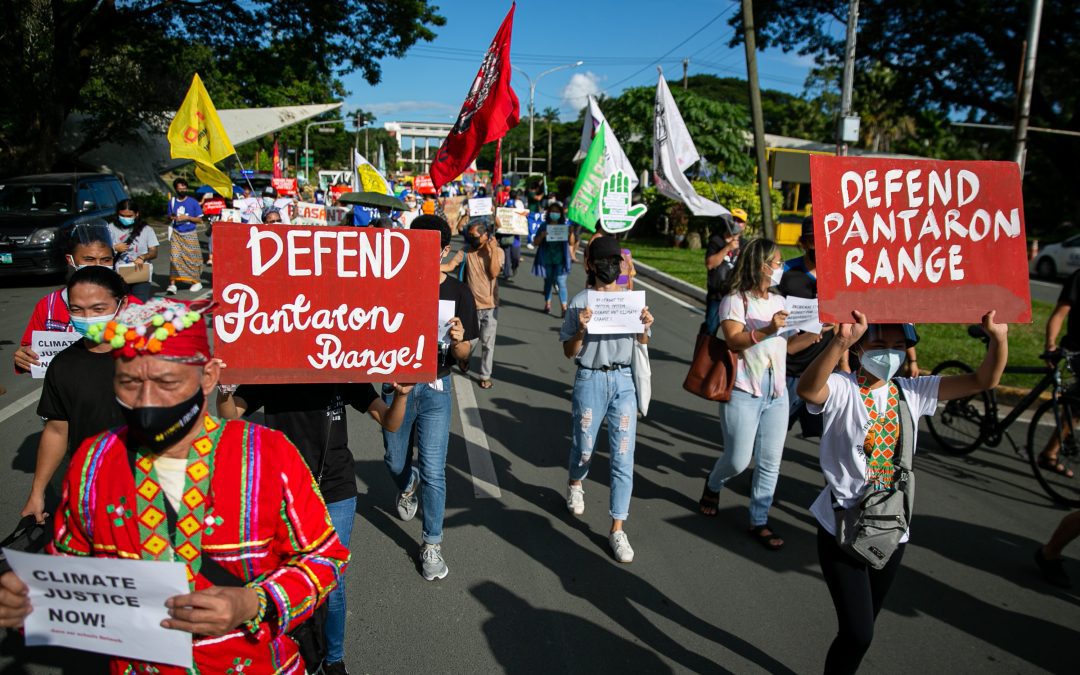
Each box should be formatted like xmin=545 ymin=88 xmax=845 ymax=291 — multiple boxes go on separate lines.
xmin=414 ymin=175 xmax=436 ymax=195
xmin=272 ymin=178 xmax=298 ymax=196
xmin=211 ymin=223 xmax=441 ymax=384
xmin=201 ymin=197 xmax=226 ymax=216
xmin=810 ymin=156 xmax=1031 ymax=324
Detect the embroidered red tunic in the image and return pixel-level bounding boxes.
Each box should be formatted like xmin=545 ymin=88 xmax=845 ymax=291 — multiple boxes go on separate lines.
xmin=49 ymin=416 xmax=350 ymax=674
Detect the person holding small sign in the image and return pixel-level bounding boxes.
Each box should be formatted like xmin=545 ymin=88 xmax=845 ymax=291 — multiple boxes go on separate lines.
xmin=560 ymin=236 xmax=654 ymax=563
xmin=109 ymin=199 xmax=158 ymax=302
xmin=381 ymin=215 xmax=480 ymax=582
xmin=796 ymin=312 xmax=1007 ymax=674
xmin=14 ymin=226 xmax=117 ymax=373
xmin=531 ymin=202 xmax=574 ymax=316
xmin=0 ymin=299 xmax=351 ymax=674
xmin=697 ymin=238 xmax=791 ymax=551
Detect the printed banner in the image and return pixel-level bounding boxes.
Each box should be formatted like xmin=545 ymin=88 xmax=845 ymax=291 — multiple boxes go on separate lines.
xmin=783 ymin=296 xmax=822 ymax=334
xmin=586 ymin=290 xmax=646 ymax=334
xmin=810 ymin=156 xmax=1031 ymax=324
xmin=271 ymin=178 xmax=298 ymax=196
xmin=212 ymin=223 xmax=441 ymax=383
xmin=3 ymin=549 xmax=191 ymax=669
xmin=29 ymin=331 xmax=80 ymax=378
xmin=293 ymin=202 xmax=349 ymax=227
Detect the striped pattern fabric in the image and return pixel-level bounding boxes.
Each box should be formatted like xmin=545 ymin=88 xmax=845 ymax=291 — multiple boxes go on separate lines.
xmin=169 ymin=229 xmax=203 ymax=285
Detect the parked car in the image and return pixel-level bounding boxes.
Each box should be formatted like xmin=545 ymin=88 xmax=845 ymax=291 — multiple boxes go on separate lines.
xmin=0 ymin=173 xmax=128 ymax=277
xmin=1031 ymin=234 xmax=1080 ymax=279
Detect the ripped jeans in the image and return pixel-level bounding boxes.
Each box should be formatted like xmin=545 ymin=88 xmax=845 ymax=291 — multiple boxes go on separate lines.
xmin=568 ymin=365 xmax=638 ymax=520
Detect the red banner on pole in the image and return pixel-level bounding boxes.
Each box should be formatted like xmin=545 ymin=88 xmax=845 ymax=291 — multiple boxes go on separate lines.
xmin=211 ymin=223 xmax=441 ymax=384
xmin=429 ymin=3 xmax=519 ymax=189
xmin=810 ymin=156 xmax=1031 ymax=324
xmin=272 ymin=139 xmax=282 ymax=179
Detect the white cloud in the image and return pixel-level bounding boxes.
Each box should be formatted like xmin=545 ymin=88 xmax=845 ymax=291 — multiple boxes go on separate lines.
xmin=561 ymin=72 xmax=604 ymax=111
xmin=359 ymin=100 xmax=459 ymax=118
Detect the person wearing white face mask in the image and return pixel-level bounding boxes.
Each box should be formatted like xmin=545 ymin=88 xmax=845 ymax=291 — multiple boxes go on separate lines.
xmin=697 ymin=238 xmax=792 ymax=552
xmin=20 ymin=266 xmax=132 ymax=524
xmin=797 ymin=312 xmax=1007 ymax=674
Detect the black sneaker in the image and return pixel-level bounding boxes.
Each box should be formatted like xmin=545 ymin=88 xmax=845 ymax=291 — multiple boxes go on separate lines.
xmin=319 ymin=661 xmax=350 ymax=675
xmin=1034 ymin=547 xmax=1072 ymax=589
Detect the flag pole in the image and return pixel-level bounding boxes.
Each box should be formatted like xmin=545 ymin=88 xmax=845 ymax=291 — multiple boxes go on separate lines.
xmin=231 ymin=154 xmax=258 ymax=195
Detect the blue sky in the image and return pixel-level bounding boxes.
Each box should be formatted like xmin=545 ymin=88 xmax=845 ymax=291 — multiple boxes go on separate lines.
xmin=342 ymin=0 xmax=823 ymax=126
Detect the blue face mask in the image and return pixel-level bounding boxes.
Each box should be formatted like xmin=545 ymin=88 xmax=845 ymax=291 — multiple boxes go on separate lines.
xmin=118 ymin=216 xmax=136 ymax=227
xmin=861 ymin=349 xmax=906 ymax=382
xmin=548 ymin=212 xmax=562 ymax=223
xmin=70 ymin=303 xmax=121 ymax=338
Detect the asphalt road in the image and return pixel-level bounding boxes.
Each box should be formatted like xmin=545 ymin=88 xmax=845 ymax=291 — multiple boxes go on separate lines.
xmin=0 ymin=233 xmax=1075 ymax=674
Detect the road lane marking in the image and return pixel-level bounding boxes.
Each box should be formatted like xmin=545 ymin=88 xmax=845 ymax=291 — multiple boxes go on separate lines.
xmin=452 ymin=374 xmax=502 ymax=499
xmin=632 ymin=278 xmax=704 ymax=315
xmin=0 ymin=388 xmax=43 ymax=426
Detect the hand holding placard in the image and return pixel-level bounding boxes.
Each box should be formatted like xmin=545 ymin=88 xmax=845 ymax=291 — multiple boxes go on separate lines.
xmin=585 ymin=291 xmax=647 ymax=334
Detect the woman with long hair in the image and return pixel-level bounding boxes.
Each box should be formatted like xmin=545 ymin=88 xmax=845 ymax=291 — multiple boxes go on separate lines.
xmin=697 ymin=238 xmax=791 ymax=550
xmin=109 ymin=199 xmax=158 ymax=301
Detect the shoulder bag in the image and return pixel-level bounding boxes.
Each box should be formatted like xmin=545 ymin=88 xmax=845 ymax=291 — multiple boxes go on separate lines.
xmin=683 ymin=293 xmax=747 ymax=402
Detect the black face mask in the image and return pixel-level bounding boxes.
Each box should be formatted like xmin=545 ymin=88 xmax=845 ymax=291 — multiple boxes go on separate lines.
xmin=593 ymin=258 xmax=622 ymax=285
xmin=464 ymin=232 xmax=483 ymax=249
xmin=120 ymin=387 xmax=205 ymax=454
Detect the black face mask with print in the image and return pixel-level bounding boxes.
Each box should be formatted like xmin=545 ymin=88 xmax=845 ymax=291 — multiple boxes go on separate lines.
xmin=120 ymin=387 xmax=205 ymax=454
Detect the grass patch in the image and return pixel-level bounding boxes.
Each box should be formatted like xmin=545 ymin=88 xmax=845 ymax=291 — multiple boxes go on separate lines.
xmin=622 ymin=236 xmax=1050 ymax=389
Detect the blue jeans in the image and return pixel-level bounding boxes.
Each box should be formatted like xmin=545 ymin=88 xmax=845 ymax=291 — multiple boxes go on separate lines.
xmin=568 ymin=366 xmax=638 ymax=521
xmin=708 ymin=369 xmax=788 ymax=527
xmin=543 ymin=263 xmax=569 ymax=305
xmin=324 ymin=496 xmax=356 ymax=664
xmin=705 ymin=300 xmax=722 ymax=335
xmin=382 ymin=375 xmax=452 ymax=544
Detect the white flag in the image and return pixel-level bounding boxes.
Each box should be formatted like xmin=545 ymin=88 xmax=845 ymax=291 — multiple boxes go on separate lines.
xmin=354 ymin=150 xmax=392 ymax=195
xmin=653 ymin=73 xmax=728 ymax=217
xmin=573 ymin=96 xmax=608 ymax=163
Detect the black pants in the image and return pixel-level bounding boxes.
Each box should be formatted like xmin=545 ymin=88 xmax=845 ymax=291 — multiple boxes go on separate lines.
xmin=816 ymin=527 xmax=906 ymax=674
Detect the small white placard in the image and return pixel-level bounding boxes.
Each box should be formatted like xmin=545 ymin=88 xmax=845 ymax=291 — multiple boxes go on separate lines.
xmin=585 ymin=290 xmax=646 ymax=335
xmin=468 ymin=197 xmax=493 ymax=216
xmin=3 ymin=549 xmax=192 ymax=669
xmin=30 ymin=331 xmax=80 ymax=378
xmin=784 ymin=296 xmax=822 ymax=334
xmin=546 ymin=224 xmax=569 ymax=242
xmin=437 ymin=300 xmax=456 ymax=343
xmin=494 ymin=207 xmax=530 ymax=235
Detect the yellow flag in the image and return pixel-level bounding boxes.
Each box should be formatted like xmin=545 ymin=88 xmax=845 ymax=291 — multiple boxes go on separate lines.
xmin=167 ymin=74 xmax=235 ymax=196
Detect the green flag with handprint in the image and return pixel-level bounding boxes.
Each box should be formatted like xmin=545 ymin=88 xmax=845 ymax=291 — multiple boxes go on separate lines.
xmin=568 ymin=120 xmax=645 ymax=233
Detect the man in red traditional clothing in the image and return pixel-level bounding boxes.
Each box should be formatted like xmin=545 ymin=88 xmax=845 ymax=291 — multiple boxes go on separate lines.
xmin=0 ymin=299 xmax=349 ymax=674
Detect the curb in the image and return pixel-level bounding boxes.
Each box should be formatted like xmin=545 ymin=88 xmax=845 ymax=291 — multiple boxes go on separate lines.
xmin=632 ymin=259 xmax=708 ymax=304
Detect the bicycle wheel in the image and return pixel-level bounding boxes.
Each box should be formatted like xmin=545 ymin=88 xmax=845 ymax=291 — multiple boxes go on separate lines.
xmin=926 ymin=360 xmax=989 ymax=455
xmin=1026 ymin=398 xmax=1080 ymax=508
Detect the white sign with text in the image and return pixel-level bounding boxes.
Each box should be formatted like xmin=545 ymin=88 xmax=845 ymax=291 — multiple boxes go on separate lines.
xmin=30 ymin=331 xmax=80 ymax=379
xmin=546 ymin=224 xmax=569 ymax=242
xmin=468 ymin=197 xmax=493 ymax=216
xmin=3 ymin=549 xmax=192 ymax=669
xmin=783 ymin=296 xmax=822 ymax=334
xmin=586 ymin=290 xmax=646 ymax=335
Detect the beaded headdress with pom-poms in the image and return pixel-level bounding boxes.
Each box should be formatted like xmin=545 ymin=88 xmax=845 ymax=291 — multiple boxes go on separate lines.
xmin=86 ymin=298 xmax=212 ymax=364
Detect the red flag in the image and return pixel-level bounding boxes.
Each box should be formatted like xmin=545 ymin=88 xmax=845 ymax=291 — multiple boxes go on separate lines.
xmin=272 ymin=139 xmax=282 ymax=179
xmin=430 ymin=3 xmax=520 ymax=189
xmin=493 ymin=138 xmax=503 ymax=188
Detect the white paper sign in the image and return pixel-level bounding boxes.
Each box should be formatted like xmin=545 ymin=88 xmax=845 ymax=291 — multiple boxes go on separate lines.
xmin=30 ymin=331 xmax=80 ymax=379
xmin=219 ymin=208 xmax=242 ymax=224
xmin=784 ymin=296 xmax=822 ymax=334
xmin=3 ymin=549 xmax=192 ymax=669
xmin=437 ymin=300 xmax=456 ymax=343
xmin=586 ymin=290 xmax=646 ymax=334
xmin=495 ymin=207 xmax=530 ymax=235
xmin=546 ymin=224 xmax=569 ymax=242
xmin=468 ymin=197 xmax=493 ymax=216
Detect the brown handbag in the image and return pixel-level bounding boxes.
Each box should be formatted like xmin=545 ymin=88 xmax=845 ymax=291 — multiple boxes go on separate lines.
xmin=683 ymin=294 xmax=746 ymax=402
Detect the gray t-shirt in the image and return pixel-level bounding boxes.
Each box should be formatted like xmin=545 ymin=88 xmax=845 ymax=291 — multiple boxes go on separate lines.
xmin=559 ymin=289 xmax=636 ymax=369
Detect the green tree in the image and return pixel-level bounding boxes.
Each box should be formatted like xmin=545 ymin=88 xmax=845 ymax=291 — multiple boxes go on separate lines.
xmin=0 ymin=0 xmax=445 ymax=176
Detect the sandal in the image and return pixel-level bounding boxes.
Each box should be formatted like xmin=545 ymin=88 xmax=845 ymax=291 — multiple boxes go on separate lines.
xmin=749 ymin=524 xmax=784 ymax=551
xmin=698 ymin=483 xmax=720 ymax=517
xmin=1038 ymin=452 xmax=1075 ymax=478
xmin=479 ymin=379 xmax=494 ymax=389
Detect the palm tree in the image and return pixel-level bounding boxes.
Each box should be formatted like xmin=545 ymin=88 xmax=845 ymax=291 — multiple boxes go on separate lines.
xmin=542 ymin=107 xmax=560 ymax=175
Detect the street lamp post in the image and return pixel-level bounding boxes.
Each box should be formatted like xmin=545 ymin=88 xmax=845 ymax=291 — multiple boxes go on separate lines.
xmin=512 ymin=61 xmax=583 ymax=176
xmin=303 ymin=118 xmax=348 ymax=183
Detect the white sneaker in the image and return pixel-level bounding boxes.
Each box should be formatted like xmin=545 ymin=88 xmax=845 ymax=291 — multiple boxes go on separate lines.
xmin=189 ymin=282 xmax=203 ymax=292
xmin=165 ymin=284 xmax=178 ymax=295
xmin=420 ymin=543 xmax=449 ymax=581
xmin=566 ymin=484 xmax=585 ymax=516
xmin=609 ymin=530 xmax=634 ymax=563
xmin=396 ymin=467 xmax=420 ymax=521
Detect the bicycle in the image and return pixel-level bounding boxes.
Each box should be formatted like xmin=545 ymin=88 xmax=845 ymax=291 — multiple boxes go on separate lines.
xmin=926 ymin=325 xmax=1080 ymax=507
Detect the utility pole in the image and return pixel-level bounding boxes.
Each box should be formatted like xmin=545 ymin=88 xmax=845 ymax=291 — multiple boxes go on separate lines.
xmin=741 ymin=0 xmax=774 ymax=239
xmin=1014 ymin=0 xmax=1045 ymax=174
xmin=682 ymin=58 xmax=689 ymax=90
xmin=836 ymin=0 xmax=860 ymax=157
xmin=511 ymin=62 xmax=583 ymax=177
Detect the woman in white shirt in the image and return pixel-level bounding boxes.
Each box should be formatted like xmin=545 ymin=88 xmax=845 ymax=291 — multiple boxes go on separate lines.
xmin=697 ymin=238 xmax=792 ymax=550
xmin=797 ymin=312 xmax=1008 ymax=674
